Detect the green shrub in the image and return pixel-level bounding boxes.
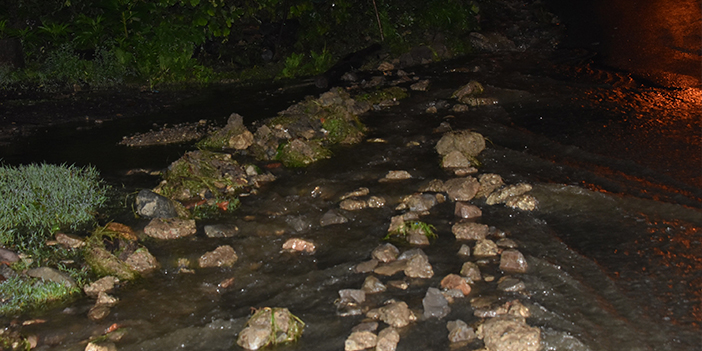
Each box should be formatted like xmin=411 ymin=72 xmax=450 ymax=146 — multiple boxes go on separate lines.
xmin=0 ymin=163 xmax=108 ymax=252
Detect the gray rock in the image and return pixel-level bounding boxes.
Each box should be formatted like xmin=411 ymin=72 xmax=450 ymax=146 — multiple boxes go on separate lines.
xmin=452 ymin=222 xmax=489 ymax=240
xmin=135 ymin=189 xmax=178 ymax=218
xmin=458 ymin=244 xmax=471 ymax=257
xmin=26 ymin=267 xmax=75 ymax=288
xmin=204 ymin=224 xmax=239 ymax=238
xmin=423 ymin=287 xmax=450 ymax=319
xmin=418 ymin=179 xmax=445 ymax=193
xmin=198 ymin=245 xmax=238 ymax=268
xmin=339 ymin=289 xmax=366 ymax=304
xmin=500 ymin=249 xmax=528 ymax=273
xmin=320 ymin=209 xmax=349 ymax=226
xmin=374 ymin=260 xmax=408 ymax=276
xmin=404 ymin=193 xmax=438 ymax=212
xmin=444 ymin=177 xmax=480 ymax=201
xmin=351 ymin=322 xmax=378 ymax=333
xmin=496 ymin=238 xmax=518 ymax=249
xmin=442 ymin=150 xmax=472 ymax=168
xmin=285 ymin=215 xmax=312 ymax=232
xmin=407 ymin=228 xmax=430 ymax=246
xmin=379 ymin=170 xmax=412 ymax=182
xmin=402 ymin=249 xmax=434 ymax=278
xmin=447 ymin=319 xmax=476 ymax=343
xmin=144 ymin=218 xmax=196 ymax=239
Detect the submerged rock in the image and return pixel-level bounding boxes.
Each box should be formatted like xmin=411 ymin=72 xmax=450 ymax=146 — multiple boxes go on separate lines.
xmin=505 ymin=194 xmax=539 ymax=211
xmin=198 ymin=245 xmax=238 ymax=268
xmin=320 ymin=209 xmax=349 ymax=226
xmin=485 ymin=183 xmax=533 ymax=205
xmin=423 ymin=287 xmax=450 ymax=319
xmin=237 ymin=307 xmax=305 ymax=350
xmin=379 ymin=170 xmax=412 ymax=182
xmin=362 ymin=276 xmax=387 ymax=294
xmin=204 ymin=224 xmax=239 ymax=238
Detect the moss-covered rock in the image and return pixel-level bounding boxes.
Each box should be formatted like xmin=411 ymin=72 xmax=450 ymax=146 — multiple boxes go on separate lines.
xmin=276 ymin=139 xmax=332 ymax=167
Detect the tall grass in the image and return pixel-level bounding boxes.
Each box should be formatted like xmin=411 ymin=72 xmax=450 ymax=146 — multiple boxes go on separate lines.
xmin=0 ymin=163 xmax=107 ymax=253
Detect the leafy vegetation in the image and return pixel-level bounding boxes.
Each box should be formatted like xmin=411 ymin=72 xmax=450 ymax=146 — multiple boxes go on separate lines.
xmin=384 ymin=220 xmax=438 ymax=241
xmin=0 ymin=0 xmax=479 ymax=89
xmin=0 ymin=163 xmax=108 ymax=256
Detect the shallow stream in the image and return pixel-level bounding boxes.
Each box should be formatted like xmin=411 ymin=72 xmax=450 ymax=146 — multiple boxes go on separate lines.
xmin=2 ymin=45 xmax=701 ymax=351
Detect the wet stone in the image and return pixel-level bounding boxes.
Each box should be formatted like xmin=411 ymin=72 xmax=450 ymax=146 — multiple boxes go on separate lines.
xmin=282 ymin=238 xmax=316 ymax=254
xmin=85 ymin=341 xmax=117 ymax=351
xmin=404 ymin=193 xmax=438 ymax=212
xmin=387 ymin=280 xmax=409 ymax=290
xmin=376 ymin=327 xmax=400 ymax=351
xmin=436 ymin=130 xmax=486 ymax=158
xmin=418 ymin=179 xmax=445 ymax=193
xmin=454 ymin=202 xmax=482 ymax=219
xmin=339 ymin=289 xmax=366 ymax=304
xmin=340 ymin=187 xmax=369 ymax=200
xmin=496 ymin=238 xmax=518 ymax=249
xmin=497 ymin=277 xmax=526 ymax=292
xmin=485 ymin=183 xmax=533 ymax=205
xmin=198 ymin=245 xmax=238 ymax=268
xmin=88 ymin=304 xmax=111 ymax=321
xmin=500 ymin=249 xmax=528 ymax=273
xmin=442 ymin=150 xmax=472 ymax=169
xmin=474 ymin=239 xmax=499 ymax=257
xmin=352 ymin=322 xmax=378 ymax=333
xmin=478 ymin=315 xmax=541 ymax=351
xmin=345 ymin=331 xmax=377 ymax=351
xmin=95 ymin=291 xmax=119 ymax=307
xmin=355 ymin=259 xmax=379 ymax=273
xmin=440 ymin=274 xmax=472 ymax=296
xmin=372 ymin=243 xmax=400 ymax=263
xmin=506 ymin=194 xmax=538 ymax=211
xmin=374 ymin=260 xmax=408 ymax=276
xmin=135 ymin=189 xmax=178 ymax=218
xmin=400 ymin=249 xmax=434 ymax=278
xmin=340 ymin=198 xmax=368 ymax=211
xmin=423 ymin=287 xmax=451 ymax=319
xmin=379 ymin=170 xmax=412 ymax=182
xmin=444 ymin=177 xmax=480 ymax=201
xmin=367 ymin=196 xmax=386 ymax=208
xmin=204 ymin=224 xmax=239 ymax=238
xmin=375 ymin=300 xmax=415 ymax=328
xmin=460 ymin=262 xmax=482 ymax=281
xmin=410 ymin=79 xmax=430 ymax=91
xmin=447 ymin=319 xmax=476 ymax=343
xmin=476 ymin=173 xmax=505 ymax=198
xmin=407 ymin=229 xmax=430 ymax=246
xmin=144 ymin=218 xmax=196 ymax=240
xmin=285 ymin=215 xmax=312 ymax=232
xmin=84 ymin=276 xmax=118 ymax=298
xmin=362 ymin=276 xmax=387 ymax=294
xmin=320 ymin=209 xmax=349 ymax=226
xmin=458 ymin=244 xmax=471 ymax=257
xmin=124 ymin=248 xmax=160 ymax=274
xmin=452 ymin=222 xmax=489 ymax=241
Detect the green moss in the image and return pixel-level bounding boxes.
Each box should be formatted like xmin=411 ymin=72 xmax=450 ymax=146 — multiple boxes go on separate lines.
xmin=276 ymin=139 xmax=332 ymax=168
xmin=0 ymin=275 xmax=81 ymax=317
xmin=384 ymin=220 xmax=437 ymax=241
xmin=356 ymin=86 xmax=408 ymax=105
xmin=321 ymin=114 xmax=366 ymax=144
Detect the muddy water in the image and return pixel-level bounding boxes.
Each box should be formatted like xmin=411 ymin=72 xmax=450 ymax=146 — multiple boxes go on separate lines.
xmin=5 ymin=49 xmax=702 ymax=351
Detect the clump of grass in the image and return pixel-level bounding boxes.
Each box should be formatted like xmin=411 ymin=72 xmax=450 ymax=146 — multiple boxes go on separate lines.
xmin=355 ymin=86 xmax=408 ymax=105
xmin=0 ymin=275 xmax=81 ymax=316
xmin=384 ymin=220 xmax=437 ymax=241
xmin=237 ymin=307 xmax=305 ymax=349
xmin=0 ymin=163 xmax=108 ymax=254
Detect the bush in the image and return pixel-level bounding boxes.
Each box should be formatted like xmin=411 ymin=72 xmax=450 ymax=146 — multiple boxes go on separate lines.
xmin=0 ymin=163 xmax=108 ymax=252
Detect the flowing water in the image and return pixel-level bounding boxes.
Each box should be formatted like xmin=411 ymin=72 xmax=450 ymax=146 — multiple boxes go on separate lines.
xmin=2 ymin=1 xmax=701 ymax=348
